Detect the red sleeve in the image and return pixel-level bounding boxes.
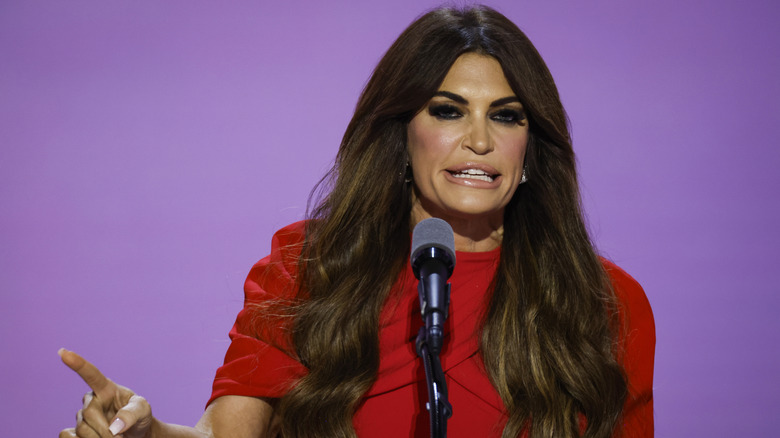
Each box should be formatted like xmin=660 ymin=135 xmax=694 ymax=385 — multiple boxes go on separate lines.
xmin=603 ymin=260 xmax=656 ymax=437
xmin=207 ymin=221 xmax=309 ymax=406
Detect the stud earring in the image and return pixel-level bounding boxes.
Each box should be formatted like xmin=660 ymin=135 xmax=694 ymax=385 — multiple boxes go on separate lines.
xmin=519 ymin=166 xmax=528 ymax=184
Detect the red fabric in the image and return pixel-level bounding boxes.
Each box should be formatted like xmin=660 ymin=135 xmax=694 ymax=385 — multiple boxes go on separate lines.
xmin=209 ymin=221 xmax=655 ymax=437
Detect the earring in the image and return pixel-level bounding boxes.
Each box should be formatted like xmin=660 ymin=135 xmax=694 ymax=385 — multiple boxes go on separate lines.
xmin=519 ymin=166 xmax=528 ymax=184
xmin=404 ymin=161 xmax=413 ymax=183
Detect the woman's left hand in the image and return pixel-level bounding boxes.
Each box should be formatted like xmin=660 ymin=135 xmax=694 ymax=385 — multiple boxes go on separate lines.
xmin=59 ymin=349 xmax=154 ymax=438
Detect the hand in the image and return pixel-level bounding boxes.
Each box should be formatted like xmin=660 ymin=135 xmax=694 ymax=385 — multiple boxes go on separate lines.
xmin=59 ymin=349 xmax=154 ymax=438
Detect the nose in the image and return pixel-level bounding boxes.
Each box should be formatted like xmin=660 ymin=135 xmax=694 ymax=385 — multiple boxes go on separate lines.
xmin=462 ymin=118 xmax=493 ymax=155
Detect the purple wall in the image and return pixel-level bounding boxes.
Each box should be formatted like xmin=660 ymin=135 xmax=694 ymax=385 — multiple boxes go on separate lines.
xmin=2 ymin=1 xmax=778 ymax=435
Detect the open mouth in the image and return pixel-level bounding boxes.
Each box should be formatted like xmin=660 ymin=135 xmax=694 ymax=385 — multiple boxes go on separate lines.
xmin=448 ymin=169 xmax=498 ymax=183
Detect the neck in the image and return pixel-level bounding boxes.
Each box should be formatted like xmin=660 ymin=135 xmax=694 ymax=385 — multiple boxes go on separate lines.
xmin=411 ymin=203 xmax=503 ymax=252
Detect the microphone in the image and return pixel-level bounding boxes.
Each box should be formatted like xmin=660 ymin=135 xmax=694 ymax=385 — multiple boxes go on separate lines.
xmin=411 ymin=218 xmax=456 ymax=354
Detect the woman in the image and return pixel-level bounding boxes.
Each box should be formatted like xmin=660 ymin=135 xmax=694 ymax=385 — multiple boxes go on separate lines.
xmin=60 ymin=5 xmax=654 ymax=438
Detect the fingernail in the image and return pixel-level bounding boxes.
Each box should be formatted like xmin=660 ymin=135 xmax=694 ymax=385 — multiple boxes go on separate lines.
xmin=109 ymin=418 xmax=125 ymax=436
xmin=57 ymin=348 xmax=67 ymax=357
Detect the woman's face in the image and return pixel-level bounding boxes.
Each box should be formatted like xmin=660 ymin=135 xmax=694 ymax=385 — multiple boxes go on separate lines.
xmin=407 ymin=53 xmax=529 ymax=228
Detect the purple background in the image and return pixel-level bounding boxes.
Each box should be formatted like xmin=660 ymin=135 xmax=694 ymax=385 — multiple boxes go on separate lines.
xmin=2 ymin=1 xmax=778 ymax=436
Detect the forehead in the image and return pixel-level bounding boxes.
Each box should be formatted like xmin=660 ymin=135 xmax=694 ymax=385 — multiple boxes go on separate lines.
xmin=437 ymin=53 xmax=515 ymax=98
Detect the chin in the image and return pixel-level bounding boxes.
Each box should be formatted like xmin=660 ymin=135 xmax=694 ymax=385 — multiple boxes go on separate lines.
xmin=441 ymin=203 xmax=505 ymax=220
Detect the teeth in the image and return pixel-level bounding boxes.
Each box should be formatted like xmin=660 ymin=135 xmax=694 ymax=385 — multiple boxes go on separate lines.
xmin=452 ymin=170 xmax=494 ymax=182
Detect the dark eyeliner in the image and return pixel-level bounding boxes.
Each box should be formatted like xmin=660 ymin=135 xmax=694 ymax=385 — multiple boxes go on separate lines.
xmin=428 ymin=104 xmax=462 ymax=120
xmin=492 ymin=108 xmax=526 ymax=125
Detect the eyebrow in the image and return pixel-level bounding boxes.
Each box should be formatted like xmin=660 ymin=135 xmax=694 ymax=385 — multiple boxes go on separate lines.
xmin=432 ymin=91 xmax=521 ymax=107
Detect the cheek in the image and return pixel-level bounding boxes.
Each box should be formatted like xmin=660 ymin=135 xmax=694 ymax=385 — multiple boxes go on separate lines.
xmin=496 ymin=131 xmax=529 ymax=170
xmin=407 ymin=122 xmax=460 ymax=166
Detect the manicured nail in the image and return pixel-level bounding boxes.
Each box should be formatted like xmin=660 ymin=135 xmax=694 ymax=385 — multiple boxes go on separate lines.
xmin=109 ymin=418 xmax=125 ymax=436
xmin=58 ymin=348 xmax=67 ymax=357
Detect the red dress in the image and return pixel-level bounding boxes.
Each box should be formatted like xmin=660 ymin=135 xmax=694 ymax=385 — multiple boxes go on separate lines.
xmin=209 ymin=222 xmax=655 ymax=437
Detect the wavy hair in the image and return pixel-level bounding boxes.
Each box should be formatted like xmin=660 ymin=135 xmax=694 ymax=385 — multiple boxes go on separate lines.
xmin=273 ymin=6 xmax=627 ymax=437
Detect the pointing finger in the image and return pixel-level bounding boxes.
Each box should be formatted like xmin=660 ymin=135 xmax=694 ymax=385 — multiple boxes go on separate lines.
xmin=59 ymin=348 xmax=117 ymax=402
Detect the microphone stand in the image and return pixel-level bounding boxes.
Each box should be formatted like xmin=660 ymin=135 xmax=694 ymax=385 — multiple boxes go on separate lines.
xmin=415 ymin=282 xmax=452 ymax=438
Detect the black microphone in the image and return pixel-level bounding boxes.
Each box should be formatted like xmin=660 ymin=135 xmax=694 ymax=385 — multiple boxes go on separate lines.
xmin=411 ymin=218 xmax=456 ymax=354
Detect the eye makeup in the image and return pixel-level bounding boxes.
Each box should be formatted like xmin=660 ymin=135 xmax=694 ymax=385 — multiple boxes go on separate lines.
xmin=427 ymin=102 xmax=526 ymax=126
xmin=490 ymin=108 xmax=526 ymax=125
xmin=428 ymin=104 xmax=462 ymax=120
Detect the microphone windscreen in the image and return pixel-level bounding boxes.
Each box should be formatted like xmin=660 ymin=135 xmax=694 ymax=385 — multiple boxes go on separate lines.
xmin=411 ymin=218 xmax=456 ymax=262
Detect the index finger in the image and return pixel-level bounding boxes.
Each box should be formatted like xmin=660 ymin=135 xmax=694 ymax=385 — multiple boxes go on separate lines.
xmin=58 ymin=348 xmax=117 ymax=401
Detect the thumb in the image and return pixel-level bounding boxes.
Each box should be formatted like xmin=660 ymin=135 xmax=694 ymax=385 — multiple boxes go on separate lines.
xmin=109 ymin=394 xmax=153 ymax=437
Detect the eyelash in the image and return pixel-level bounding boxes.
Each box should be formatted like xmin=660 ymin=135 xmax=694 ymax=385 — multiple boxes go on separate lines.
xmin=428 ymin=104 xmax=526 ymax=125
xmin=492 ymin=109 xmax=526 ymax=125
xmin=429 ymin=104 xmax=462 ymax=120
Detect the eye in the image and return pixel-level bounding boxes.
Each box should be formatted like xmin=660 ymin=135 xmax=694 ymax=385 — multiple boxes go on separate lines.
xmin=491 ymin=108 xmax=526 ymax=125
xmin=428 ymin=104 xmax=463 ymax=120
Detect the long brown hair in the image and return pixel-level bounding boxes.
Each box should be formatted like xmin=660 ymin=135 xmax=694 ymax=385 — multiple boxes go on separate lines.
xmin=273 ymin=6 xmax=627 ymax=437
